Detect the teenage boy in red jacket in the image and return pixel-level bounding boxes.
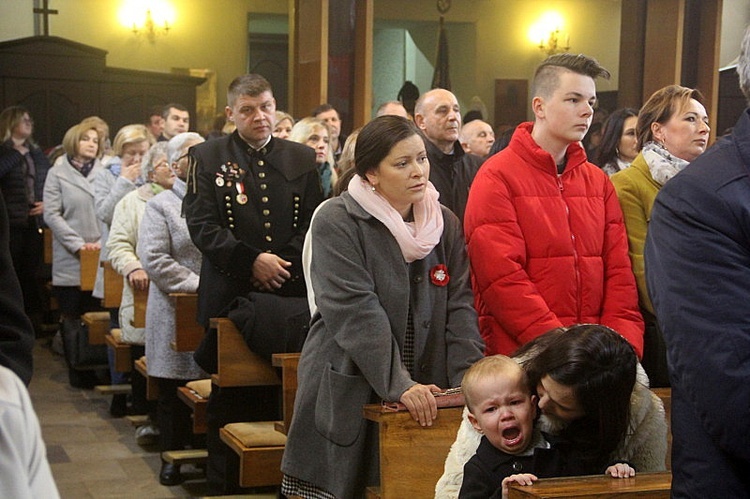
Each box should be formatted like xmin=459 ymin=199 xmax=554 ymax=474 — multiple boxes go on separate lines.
xmin=464 ymin=53 xmax=643 ymax=357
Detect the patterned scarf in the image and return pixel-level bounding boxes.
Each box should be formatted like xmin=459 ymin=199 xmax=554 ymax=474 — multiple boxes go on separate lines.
xmin=348 ymin=174 xmax=443 ymax=263
xmin=641 ymin=141 xmax=690 ymax=186
xmin=69 ymin=155 xmax=95 ymax=178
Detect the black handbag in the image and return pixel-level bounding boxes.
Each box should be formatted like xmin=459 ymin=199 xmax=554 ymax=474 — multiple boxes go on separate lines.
xmin=59 ymin=317 xmax=109 ymax=370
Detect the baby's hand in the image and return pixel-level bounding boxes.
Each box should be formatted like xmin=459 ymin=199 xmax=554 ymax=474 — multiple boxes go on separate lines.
xmin=501 ymin=473 xmax=538 ymax=499
xmin=606 ymin=462 xmax=636 ymax=478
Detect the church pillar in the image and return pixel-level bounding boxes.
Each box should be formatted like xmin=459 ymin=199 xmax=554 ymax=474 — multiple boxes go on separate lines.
xmin=619 ymin=0 xmax=723 ymax=142
xmin=290 ymin=0 xmax=372 ymax=128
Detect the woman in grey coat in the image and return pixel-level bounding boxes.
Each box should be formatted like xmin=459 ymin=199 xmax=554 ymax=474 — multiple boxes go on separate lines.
xmin=137 ymin=132 xmax=206 ymax=486
xmin=43 ymin=122 xmax=103 ymax=318
xmin=281 ymin=116 xmax=484 ymax=498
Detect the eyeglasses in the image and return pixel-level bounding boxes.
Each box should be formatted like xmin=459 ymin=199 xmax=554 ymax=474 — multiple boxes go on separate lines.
xmin=21 ymin=117 xmax=34 ymax=125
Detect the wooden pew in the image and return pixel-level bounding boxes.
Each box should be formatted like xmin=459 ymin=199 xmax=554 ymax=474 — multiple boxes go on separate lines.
xmin=79 ymin=248 xmax=100 ymax=291
xmin=271 ymin=352 xmax=300 ymax=435
xmin=363 ymin=396 xmax=465 ymax=499
xmin=43 ymin=227 xmax=52 ymax=265
xmin=652 ymin=387 xmax=672 ymax=470
xmin=102 ymin=261 xmax=123 ymax=308
xmin=82 ymin=310 xmax=110 ymax=345
xmin=105 ymin=329 xmax=131 ymax=373
xmin=219 ymin=421 xmax=287 ymax=488
xmin=209 ymin=317 xmax=281 ymax=388
xmin=170 ymin=293 xmax=203 ymax=352
xmin=134 ymin=356 xmax=159 ymax=401
xmin=132 ymin=285 xmax=148 ymax=328
xmin=507 ymin=471 xmax=672 ymax=498
xmin=177 ymin=379 xmax=211 ymax=434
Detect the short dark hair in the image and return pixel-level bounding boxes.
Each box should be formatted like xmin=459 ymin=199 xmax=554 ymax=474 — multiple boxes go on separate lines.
xmin=593 ymin=107 xmax=639 ymax=167
xmin=227 ymin=74 xmax=273 ymax=107
xmin=354 ymin=115 xmax=422 ymax=178
xmin=532 ymin=53 xmax=611 ymax=99
xmin=517 ymin=324 xmax=637 ymax=467
xmin=162 ymin=103 xmax=188 ymax=120
xmin=311 ymin=103 xmax=337 ymax=117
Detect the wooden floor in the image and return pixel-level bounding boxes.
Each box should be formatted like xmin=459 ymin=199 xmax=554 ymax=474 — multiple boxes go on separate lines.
xmin=28 ymin=337 xmax=277 ymax=499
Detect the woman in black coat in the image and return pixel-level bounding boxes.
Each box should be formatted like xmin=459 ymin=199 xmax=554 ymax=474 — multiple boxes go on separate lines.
xmin=0 ymin=106 xmax=50 ymax=332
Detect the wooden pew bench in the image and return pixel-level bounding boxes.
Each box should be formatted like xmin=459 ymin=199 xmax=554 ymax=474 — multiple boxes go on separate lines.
xmin=210 ymin=317 xmax=281 ymax=388
xmin=210 ymin=317 xmax=286 ymax=488
xmin=170 ymin=293 xmax=203 ymax=352
xmin=652 ymin=387 xmax=672 ymax=470
xmin=364 ymin=395 xmax=465 ymax=499
xmin=178 ymin=378 xmax=211 ymax=434
xmin=82 ymin=310 xmax=110 ymax=345
xmin=507 ymin=471 xmax=672 ymax=498
xmin=102 ymin=261 xmax=123 ymax=309
xmin=105 ymin=329 xmax=131 ymax=373
xmin=271 ymin=352 xmax=300 ymax=435
xmin=79 ymin=248 xmax=100 ymax=292
xmin=134 ymin=356 xmax=159 ymax=401
xmin=219 ymin=421 xmax=287 ymax=488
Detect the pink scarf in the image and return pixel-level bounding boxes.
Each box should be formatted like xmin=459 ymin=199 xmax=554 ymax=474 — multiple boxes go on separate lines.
xmin=348 ymin=174 xmax=443 ymax=263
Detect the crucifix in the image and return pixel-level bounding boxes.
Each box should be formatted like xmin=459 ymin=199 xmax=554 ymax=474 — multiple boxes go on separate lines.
xmin=33 ymin=0 xmax=59 ymax=36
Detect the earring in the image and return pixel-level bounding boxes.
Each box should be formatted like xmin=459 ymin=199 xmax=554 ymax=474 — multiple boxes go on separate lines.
xmin=371 ymin=184 xmax=376 ymax=191
xmin=615 ymin=147 xmax=620 ymax=157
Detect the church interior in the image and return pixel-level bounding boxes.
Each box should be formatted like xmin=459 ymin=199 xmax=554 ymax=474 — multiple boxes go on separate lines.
xmin=1 ymin=0 xmax=749 ymax=498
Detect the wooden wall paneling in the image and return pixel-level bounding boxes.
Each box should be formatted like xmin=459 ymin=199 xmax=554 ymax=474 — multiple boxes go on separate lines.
xmin=292 ymin=0 xmax=328 ymax=118
xmin=643 ymin=0 xmax=686 ymax=100
xmin=692 ymin=0 xmax=722 ymax=143
xmin=618 ymin=0 xmax=647 ymax=109
xmin=353 ymin=0 xmax=374 ymax=129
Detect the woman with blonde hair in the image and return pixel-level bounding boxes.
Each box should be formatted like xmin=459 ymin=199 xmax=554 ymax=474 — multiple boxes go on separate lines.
xmin=611 ymin=84 xmax=710 ymax=387
xmin=273 ymin=111 xmax=294 ymax=140
xmin=289 ymin=117 xmax=337 ymax=197
xmin=43 ymin=122 xmax=104 ymax=386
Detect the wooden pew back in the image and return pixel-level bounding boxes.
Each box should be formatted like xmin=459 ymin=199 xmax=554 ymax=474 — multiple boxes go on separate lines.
xmin=363 ymin=402 xmax=464 ymax=499
xmin=132 ymin=285 xmax=148 ymax=328
xmin=507 ymin=471 xmax=672 ymax=498
xmin=271 ymin=352 xmax=300 ymax=435
xmin=209 ymin=317 xmax=281 ymax=388
xmin=170 ymin=293 xmax=203 ymax=351
xmin=102 ymin=261 xmax=124 ymax=308
xmin=79 ymin=248 xmax=100 ymax=291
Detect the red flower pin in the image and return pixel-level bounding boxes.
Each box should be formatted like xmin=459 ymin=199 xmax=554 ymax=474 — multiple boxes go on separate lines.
xmin=430 ymin=264 xmax=450 ymax=287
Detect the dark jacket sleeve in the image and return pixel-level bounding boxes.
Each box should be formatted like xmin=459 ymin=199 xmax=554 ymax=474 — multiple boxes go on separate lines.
xmin=0 ymin=190 xmax=34 ymax=385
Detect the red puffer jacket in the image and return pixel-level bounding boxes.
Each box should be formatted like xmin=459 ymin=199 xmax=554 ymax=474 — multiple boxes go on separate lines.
xmin=464 ymin=122 xmax=643 ymax=357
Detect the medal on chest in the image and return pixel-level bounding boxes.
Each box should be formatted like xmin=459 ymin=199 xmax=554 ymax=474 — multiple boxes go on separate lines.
xmin=236 ymin=181 xmax=248 ymax=205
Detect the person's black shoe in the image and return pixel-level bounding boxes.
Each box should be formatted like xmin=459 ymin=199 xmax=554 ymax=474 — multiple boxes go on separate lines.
xmin=109 ymin=394 xmax=127 ymax=417
xmin=159 ymin=462 xmax=183 ymax=486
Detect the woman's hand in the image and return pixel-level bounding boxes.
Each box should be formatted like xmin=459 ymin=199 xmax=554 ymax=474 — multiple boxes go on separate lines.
xmin=606 ymin=462 xmax=635 ymax=478
xmin=80 ymin=242 xmax=101 ymax=252
xmin=399 ymin=383 xmax=440 ymax=427
xmin=502 ymin=473 xmax=538 ymax=499
xmin=121 ymin=157 xmax=142 ymax=183
xmin=127 ymin=269 xmax=149 ymax=291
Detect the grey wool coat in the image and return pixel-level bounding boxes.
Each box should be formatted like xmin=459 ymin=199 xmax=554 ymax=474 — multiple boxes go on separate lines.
xmin=43 ymin=157 xmax=103 ymax=286
xmin=137 ymin=179 xmax=204 ymax=380
xmin=281 ymin=192 xmax=484 ymax=499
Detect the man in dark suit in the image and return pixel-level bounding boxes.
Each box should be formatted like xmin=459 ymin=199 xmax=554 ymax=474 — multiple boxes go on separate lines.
xmin=183 ymin=73 xmax=323 ymax=493
xmin=0 ymin=189 xmax=34 ymax=386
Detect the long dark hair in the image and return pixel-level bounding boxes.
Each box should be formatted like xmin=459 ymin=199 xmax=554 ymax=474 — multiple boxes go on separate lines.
xmin=592 ymin=108 xmax=638 ymax=168
xmin=516 ymin=324 xmax=637 ymax=468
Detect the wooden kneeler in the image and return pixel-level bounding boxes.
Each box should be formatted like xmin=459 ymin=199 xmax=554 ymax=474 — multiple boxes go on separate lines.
xmin=219 ymin=421 xmax=287 ymax=488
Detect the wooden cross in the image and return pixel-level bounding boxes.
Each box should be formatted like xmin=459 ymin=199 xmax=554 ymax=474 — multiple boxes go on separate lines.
xmin=33 ymin=0 xmax=58 ymax=36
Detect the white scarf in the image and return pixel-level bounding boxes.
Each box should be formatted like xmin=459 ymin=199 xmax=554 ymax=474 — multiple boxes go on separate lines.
xmin=642 ymin=141 xmax=690 ymax=185
xmin=347 ymin=174 xmax=443 ymax=263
